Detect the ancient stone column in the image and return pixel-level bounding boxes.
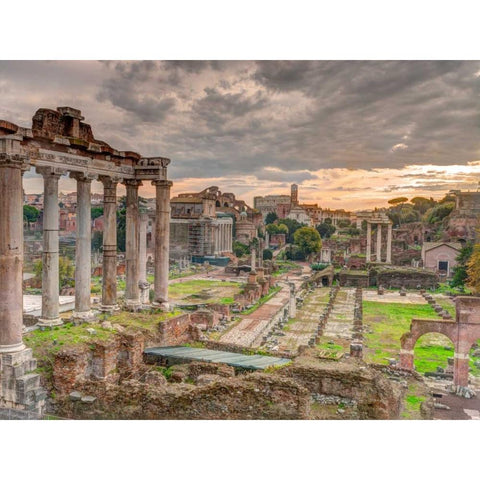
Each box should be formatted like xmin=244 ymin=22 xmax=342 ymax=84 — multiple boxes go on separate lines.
xmin=288 ymin=282 xmax=296 ymax=318
xmin=71 ymin=172 xmax=95 ymax=321
xmin=139 ymin=212 xmax=148 ymax=283
xmin=0 ymin=153 xmax=27 ymax=352
xmin=124 ymin=179 xmax=142 ymax=310
xmin=37 ymin=167 xmax=63 ymax=326
xmin=376 ymin=223 xmax=382 ymax=262
xmin=251 ymin=247 xmax=256 ymax=271
xmin=366 ymin=222 xmax=371 ymax=263
xmin=100 ymin=176 xmax=118 ymax=311
xmin=152 ymin=179 xmax=172 ymax=310
xmin=386 ymin=222 xmax=392 ymax=264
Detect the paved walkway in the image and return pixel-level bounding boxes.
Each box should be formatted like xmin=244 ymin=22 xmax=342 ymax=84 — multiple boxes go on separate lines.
xmin=323 ymin=287 xmax=356 ymax=340
xmin=218 ymin=285 xmax=291 ymax=348
xmin=277 ymin=287 xmax=330 ymax=354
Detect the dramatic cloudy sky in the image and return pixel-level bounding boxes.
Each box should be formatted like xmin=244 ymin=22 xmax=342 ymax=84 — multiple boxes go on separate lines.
xmin=1 ymin=60 xmax=480 ymax=210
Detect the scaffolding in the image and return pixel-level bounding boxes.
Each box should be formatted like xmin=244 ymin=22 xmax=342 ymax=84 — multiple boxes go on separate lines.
xmin=188 ymin=219 xmax=214 ymax=256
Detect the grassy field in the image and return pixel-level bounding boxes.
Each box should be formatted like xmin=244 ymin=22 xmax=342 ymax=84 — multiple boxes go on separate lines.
xmin=363 ymin=300 xmax=455 ymax=374
xmin=168 ymin=279 xmax=243 ymax=304
xmin=363 ymin=299 xmax=480 ymax=376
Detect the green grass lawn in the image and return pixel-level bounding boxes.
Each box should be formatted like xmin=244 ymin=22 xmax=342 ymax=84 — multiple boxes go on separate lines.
xmin=363 ymin=300 xmax=457 ymax=374
xmin=168 ymin=279 xmax=242 ymax=304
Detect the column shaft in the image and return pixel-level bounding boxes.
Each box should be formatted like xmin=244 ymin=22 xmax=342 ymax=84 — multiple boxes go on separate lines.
xmin=366 ymin=222 xmax=371 ymax=263
xmin=0 ymin=155 xmax=25 ymax=352
xmin=376 ymin=223 xmax=382 ymax=262
xmin=38 ymin=169 xmax=62 ymax=325
xmin=101 ymin=177 xmax=118 ymax=310
xmin=153 ymin=180 xmax=172 ymax=308
xmin=139 ymin=213 xmax=148 ymax=282
xmin=73 ymin=174 xmax=94 ymax=319
xmin=124 ymin=180 xmax=142 ymax=307
xmin=386 ymin=223 xmax=392 ymax=264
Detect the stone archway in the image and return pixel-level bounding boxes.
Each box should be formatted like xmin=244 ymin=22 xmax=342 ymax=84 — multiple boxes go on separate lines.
xmin=399 ymin=297 xmax=480 ymax=387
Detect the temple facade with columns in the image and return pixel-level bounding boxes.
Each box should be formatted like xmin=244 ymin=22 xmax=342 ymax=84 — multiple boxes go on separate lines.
xmin=0 ymin=107 xmax=173 ymax=413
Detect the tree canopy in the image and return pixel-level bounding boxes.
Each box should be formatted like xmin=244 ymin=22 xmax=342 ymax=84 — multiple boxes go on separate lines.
xmin=23 ymin=205 xmax=40 ymax=225
xmin=293 ymin=226 xmax=322 ymax=260
xmin=466 ymin=241 xmax=480 ymax=293
xmin=265 ymin=212 xmax=278 ymax=225
xmin=388 ymin=197 xmax=408 ymax=206
xmin=316 ymin=221 xmax=336 ymax=239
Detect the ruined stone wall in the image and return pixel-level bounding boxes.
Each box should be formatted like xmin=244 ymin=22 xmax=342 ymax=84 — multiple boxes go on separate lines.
xmin=157 ymin=313 xmax=196 ymax=346
xmin=53 ymin=332 xmax=145 ymax=395
xmin=339 ymin=271 xmax=369 ymax=287
xmin=279 ymin=357 xmax=402 ymax=419
xmin=375 ymin=268 xmax=438 ymax=289
xmin=54 ymin=372 xmax=310 ymax=420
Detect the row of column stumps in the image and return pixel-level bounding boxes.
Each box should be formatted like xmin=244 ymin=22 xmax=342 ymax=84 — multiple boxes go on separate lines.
xmin=350 ymin=288 xmax=364 ymax=359
xmin=366 ymin=221 xmax=392 ymax=263
xmin=310 ymin=285 xmax=340 ymax=347
xmin=420 ymin=290 xmax=453 ymax=320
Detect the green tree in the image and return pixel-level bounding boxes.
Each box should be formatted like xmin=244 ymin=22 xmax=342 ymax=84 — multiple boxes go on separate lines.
xmin=423 ymin=202 xmax=455 ymax=224
xmin=23 ymin=205 xmax=40 ymax=227
xmin=262 ymin=249 xmax=273 ymax=260
xmin=233 ymin=241 xmax=250 ymax=258
xmin=410 ymin=196 xmax=436 ymax=214
xmin=466 ymin=242 xmax=480 ymax=293
xmin=91 ymin=231 xmax=103 ymax=252
xmin=388 ymin=197 xmax=408 ymax=206
xmin=337 ymin=219 xmax=351 ymax=228
xmin=91 ymin=206 xmax=104 ymax=220
xmin=278 ymin=218 xmax=303 ymax=243
xmin=451 ymin=243 xmax=473 ymax=288
xmin=266 ymin=223 xmax=289 ymax=235
xmin=316 ymin=222 xmax=336 ymax=239
xmin=265 ymin=212 xmax=278 ymax=225
xmin=117 ymin=197 xmax=127 ymax=252
xmin=293 ymin=226 xmax=322 ymax=261
xmin=33 ymin=256 xmax=75 ymax=288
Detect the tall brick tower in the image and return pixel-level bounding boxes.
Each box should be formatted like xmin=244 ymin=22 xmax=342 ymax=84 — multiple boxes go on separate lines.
xmin=291 ymin=183 xmax=298 ymax=206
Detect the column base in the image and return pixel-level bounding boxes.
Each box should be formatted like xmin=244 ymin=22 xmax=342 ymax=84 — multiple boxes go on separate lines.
xmin=152 ymin=301 xmax=170 ymax=312
xmin=0 ymin=341 xmax=26 ymax=354
xmin=71 ymin=310 xmax=97 ymax=324
xmin=99 ymin=304 xmax=120 ymax=313
xmin=37 ymin=317 xmax=64 ymax=328
xmin=0 ymin=347 xmax=46 ymax=415
xmin=124 ymin=300 xmax=143 ymax=312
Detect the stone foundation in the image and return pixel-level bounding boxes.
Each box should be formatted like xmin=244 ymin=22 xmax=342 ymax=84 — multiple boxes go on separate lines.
xmin=0 ymin=348 xmax=46 ymax=415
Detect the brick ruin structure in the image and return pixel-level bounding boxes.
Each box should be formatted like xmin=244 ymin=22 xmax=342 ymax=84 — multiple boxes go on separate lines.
xmin=399 ymin=296 xmax=480 ymax=388
xmin=0 ymin=107 xmax=173 ymax=414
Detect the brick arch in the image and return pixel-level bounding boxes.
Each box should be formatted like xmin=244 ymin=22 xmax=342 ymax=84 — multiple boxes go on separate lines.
xmin=399 ymin=297 xmax=480 ymax=387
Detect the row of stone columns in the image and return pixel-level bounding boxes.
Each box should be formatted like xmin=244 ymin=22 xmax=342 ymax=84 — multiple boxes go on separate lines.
xmin=30 ymin=171 xmax=172 ymax=328
xmin=214 ymin=222 xmax=233 ymax=254
xmin=366 ymin=221 xmax=392 ymax=263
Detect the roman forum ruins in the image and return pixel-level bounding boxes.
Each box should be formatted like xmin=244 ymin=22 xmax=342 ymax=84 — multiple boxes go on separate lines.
xmin=0 ymin=107 xmax=172 ymax=408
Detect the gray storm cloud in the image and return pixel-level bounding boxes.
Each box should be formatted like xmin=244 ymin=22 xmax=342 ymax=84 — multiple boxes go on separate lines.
xmin=1 ymin=60 xmax=479 ymax=201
